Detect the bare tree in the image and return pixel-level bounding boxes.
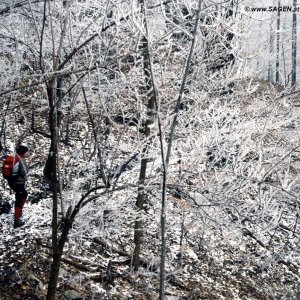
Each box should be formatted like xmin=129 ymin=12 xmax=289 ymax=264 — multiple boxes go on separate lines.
xmin=291 ymin=0 xmax=297 ymax=90
xmin=132 ymin=0 xmax=156 ymax=271
xmin=156 ymin=2 xmax=202 ymax=295
xmin=276 ymin=0 xmax=281 ymax=83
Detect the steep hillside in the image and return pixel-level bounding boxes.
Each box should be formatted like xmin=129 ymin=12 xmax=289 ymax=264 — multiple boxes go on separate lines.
xmin=1 ymin=79 xmax=300 ymax=299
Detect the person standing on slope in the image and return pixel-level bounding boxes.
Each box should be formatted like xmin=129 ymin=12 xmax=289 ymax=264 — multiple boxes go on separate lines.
xmin=7 ymin=145 xmax=30 ymax=228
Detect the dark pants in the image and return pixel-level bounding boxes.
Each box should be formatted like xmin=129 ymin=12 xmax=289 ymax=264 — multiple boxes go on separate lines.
xmin=8 ymin=180 xmax=28 ymax=221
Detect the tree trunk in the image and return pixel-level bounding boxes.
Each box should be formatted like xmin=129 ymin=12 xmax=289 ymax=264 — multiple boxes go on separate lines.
xmin=82 ymin=87 xmax=108 ymax=185
xmin=46 ymin=215 xmax=73 ymax=300
xmin=158 ymin=2 xmax=202 ymax=298
xmin=291 ymin=0 xmax=297 ymax=90
xmin=46 ymin=250 xmax=63 ymax=300
xmin=132 ymin=32 xmax=155 ymax=270
xmin=268 ymin=23 xmax=274 ymax=82
xmin=45 ymin=78 xmax=60 ymax=300
xmin=276 ymin=0 xmax=281 ymax=83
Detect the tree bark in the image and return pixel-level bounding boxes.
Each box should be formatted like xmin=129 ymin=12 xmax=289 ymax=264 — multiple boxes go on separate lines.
xmin=276 ymin=0 xmax=281 ymax=83
xmin=45 ymin=78 xmax=60 ymax=300
xmin=291 ymin=0 xmax=297 ymax=90
xmin=132 ymin=27 xmax=156 ymax=270
xmin=268 ymin=23 xmax=274 ymax=82
xmin=158 ymin=2 xmax=202 ymax=298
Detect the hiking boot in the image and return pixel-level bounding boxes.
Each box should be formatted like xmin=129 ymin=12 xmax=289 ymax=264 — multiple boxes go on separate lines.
xmin=14 ymin=219 xmax=25 ymax=228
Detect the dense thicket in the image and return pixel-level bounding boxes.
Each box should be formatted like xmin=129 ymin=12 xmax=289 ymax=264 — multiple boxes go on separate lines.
xmin=1 ymin=1 xmax=300 ymax=299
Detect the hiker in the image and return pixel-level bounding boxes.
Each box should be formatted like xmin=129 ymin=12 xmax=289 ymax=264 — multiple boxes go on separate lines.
xmin=7 ymin=145 xmax=30 ymax=228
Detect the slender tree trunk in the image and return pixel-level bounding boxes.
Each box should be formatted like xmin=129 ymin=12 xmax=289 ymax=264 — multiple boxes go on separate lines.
xmin=46 ymin=211 xmax=75 ymax=300
xmin=46 ymin=79 xmax=60 ymax=300
xmin=268 ymin=23 xmax=274 ymax=82
xmin=158 ymin=2 xmax=202 ymax=298
xmin=291 ymin=0 xmax=297 ymax=90
xmin=40 ymin=18 xmax=59 ymax=297
xmin=45 ymin=0 xmax=71 ymax=295
xmin=82 ymin=87 xmax=108 ymax=185
xmin=46 ymin=250 xmax=62 ymax=300
xmin=276 ymin=0 xmax=281 ymax=83
xmin=132 ymin=33 xmax=155 ymax=270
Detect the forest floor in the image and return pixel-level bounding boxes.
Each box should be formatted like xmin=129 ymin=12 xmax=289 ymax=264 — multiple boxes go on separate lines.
xmin=0 ymin=198 xmax=54 ymax=300
xmin=1 ymin=198 xmax=297 ymax=300
xmin=2 ymin=80 xmax=300 ymax=299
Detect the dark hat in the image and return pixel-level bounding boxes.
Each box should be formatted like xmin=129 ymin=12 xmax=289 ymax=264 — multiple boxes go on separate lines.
xmin=16 ymin=145 xmax=29 ymax=155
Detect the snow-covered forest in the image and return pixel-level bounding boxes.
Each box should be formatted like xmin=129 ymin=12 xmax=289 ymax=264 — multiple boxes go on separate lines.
xmin=1 ymin=0 xmax=300 ymax=299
